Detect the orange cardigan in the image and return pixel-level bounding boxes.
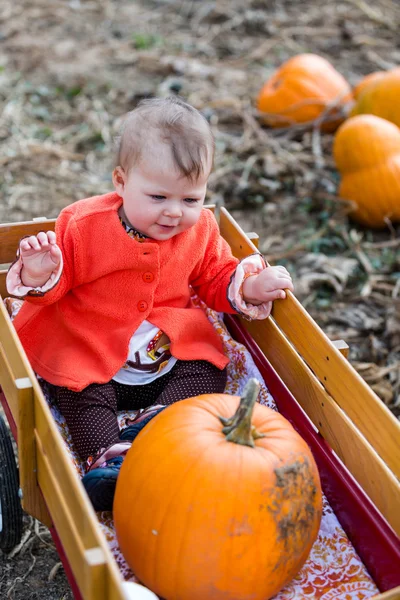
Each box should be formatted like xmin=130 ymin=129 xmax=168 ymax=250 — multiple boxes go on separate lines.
xmin=12 ymin=193 xmax=240 ymax=391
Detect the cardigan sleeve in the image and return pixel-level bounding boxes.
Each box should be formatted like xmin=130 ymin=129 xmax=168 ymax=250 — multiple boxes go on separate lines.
xmin=190 ymin=210 xmax=272 ymax=318
xmin=189 ymin=210 xmax=241 ymax=313
xmin=6 ymin=251 xmax=64 ymax=298
xmin=6 ymin=208 xmax=80 ymax=306
xmin=227 ymin=254 xmax=272 ymax=320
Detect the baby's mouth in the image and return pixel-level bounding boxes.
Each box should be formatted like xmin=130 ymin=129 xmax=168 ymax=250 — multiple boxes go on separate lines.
xmin=157 ymin=223 xmax=176 ymax=229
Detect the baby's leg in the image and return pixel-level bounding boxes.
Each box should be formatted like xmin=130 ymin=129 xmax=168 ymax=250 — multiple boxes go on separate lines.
xmin=157 ymin=360 xmax=227 ymax=405
xmin=112 ymin=377 xmax=171 ymax=411
xmin=112 ymin=378 xmax=170 ymax=443
xmin=114 ymin=362 xmax=226 ymax=442
xmin=55 ymin=382 xmax=132 ymax=511
xmin=54 ymin=382 xmax=121 ymax=462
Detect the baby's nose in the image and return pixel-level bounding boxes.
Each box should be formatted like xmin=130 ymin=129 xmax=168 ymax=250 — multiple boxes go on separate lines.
xmin=164 ymin=201 xmax=182 ymax=217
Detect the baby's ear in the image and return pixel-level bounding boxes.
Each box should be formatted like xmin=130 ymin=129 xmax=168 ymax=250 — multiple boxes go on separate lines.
xmin=112 ymin=166 xmax=126 ymax=194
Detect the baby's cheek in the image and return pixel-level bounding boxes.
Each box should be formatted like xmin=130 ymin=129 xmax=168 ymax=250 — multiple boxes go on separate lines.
xmin=188 ymin=211 xmax=202 ymax=227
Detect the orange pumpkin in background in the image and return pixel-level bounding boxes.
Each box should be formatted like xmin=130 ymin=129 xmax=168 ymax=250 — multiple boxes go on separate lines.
xmin=257 ymin=53 xmax=352 ymax=131
xmin=114 ymin=379 xmax=322 ymax=600
xmin=350 ymin=68 xmax=400 ymax=127
xmin=352 ymin=71 xmax=387 ymax=100
xmin=333 ymin=114 xmax=400 ymax=228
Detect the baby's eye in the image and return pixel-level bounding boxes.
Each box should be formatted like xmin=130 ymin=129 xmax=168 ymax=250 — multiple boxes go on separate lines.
xmin=184 ymin=198 xmax=198 ymax=204
xmin=151 ymin=195 xmax=165 ymax=200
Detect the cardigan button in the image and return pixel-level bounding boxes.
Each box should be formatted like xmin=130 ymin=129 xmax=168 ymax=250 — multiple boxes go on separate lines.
xmin=137 ymin=301 xmax=148 ymax=312
xmin=142 ymin=272 xmax=154 ymax=283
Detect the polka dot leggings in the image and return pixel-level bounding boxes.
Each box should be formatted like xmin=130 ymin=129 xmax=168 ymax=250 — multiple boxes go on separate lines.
xmin=54 ymin=360 xmax=227 ymax=461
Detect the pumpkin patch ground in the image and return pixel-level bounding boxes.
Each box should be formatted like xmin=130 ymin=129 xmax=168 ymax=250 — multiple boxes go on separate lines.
xmin=0 ymin=0 xmax=400 ymax=597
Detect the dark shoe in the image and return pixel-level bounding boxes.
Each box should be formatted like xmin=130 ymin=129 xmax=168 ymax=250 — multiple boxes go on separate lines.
xmin=82 ymin=455 xmax=124 ymax=511
xmin=120 ymin=406 xmax=166 ymax=442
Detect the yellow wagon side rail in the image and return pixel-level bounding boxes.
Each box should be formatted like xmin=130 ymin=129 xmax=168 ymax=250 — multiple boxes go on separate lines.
xmin=372 ymin=587 xmax=400 ymax=600
xmin=219 ymin=206 xmax=400 ymax=538
xmin=0 ymin=298 xmax=130 ymax=600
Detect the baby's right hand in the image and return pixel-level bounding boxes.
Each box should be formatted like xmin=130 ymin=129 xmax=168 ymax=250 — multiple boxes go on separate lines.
xmin=20 ymin=231 xmax=62 ymax=287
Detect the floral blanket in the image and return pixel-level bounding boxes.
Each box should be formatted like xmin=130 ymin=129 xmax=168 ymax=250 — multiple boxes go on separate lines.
xmin=6 ymin=297 xmax=379 ymax=599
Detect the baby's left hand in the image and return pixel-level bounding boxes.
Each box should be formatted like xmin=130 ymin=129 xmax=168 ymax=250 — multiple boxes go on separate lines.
xmin=242 ymin=266 xmax=294 ymax=305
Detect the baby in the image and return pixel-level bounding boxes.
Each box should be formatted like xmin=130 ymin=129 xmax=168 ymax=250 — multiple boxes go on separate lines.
xmin=7 ymin=96 xmax=293 ymax=511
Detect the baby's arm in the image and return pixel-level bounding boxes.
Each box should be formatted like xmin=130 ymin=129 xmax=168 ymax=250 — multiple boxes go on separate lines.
xmin=190 ymin=210 xmax=293 ymax=318
xmin=6 ymin=230 xmax=65 ymax=300
xmin=6 ymin=207 xmax=79 ymax=304
xmin=19 ymin=231 xmax=62 ymax=287
xmin=242 ymin=265 xmax=294 ymax=305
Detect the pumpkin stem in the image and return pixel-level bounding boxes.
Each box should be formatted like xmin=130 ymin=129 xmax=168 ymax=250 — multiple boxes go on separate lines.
xmin=219 ymin=378 xmax=264 ymax=447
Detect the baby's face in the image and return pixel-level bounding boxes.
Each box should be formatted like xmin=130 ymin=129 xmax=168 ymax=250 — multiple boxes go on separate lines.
xmin=113 ymin=148 xmax=209 ymax=240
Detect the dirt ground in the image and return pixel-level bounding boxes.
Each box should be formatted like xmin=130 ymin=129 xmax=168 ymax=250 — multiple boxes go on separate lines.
xmin=1 ymin=0 xmax=399 ymax=598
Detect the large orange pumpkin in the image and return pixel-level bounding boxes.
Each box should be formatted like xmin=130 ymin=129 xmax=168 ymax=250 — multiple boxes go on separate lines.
xmin=114 ymin=379 xmax=322 ymax=600
xmin=257 ymin=53 xmax=352 ymax=131
xmin=333 ymin=114 xmax=400 ymax=227
xmin=350 ymin=68 xmax=400 ymax=127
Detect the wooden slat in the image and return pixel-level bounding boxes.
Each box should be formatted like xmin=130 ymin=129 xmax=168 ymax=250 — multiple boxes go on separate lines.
xmin=246 ymin=232 xmax=259 ymax=248
xmin=0 ymin=218 xmax=56 ymax=264
xmin=219 ymin=207 xmax=260 ymax=257
xmin=219 ymin=207 xmax=400 ymax=479
xmin=332 ymin=339 xmax=349 ymax=358
xmin=0 ymin=270 xmax=8 ymax=299
xmin=373 ymin=586 xmax=400 ymax=599
xmin=0 ymin=335 xmax=19 ymax=429
xmin=242 ymin=315 xmax=400 ymax=536
xmin=36 ymin=434 xmax=109 ymax=600
xmin=0 ymin=299 xmax=51 ymax=525
xmin=34 ymin=385 xmax=103 ymax=550
xmin=31 ymin=374 xmax=126 ymax=600
xmin=16 ymin=377 xmax=52 ymax=526
xmin=0 ymin=297 xmax=32 ymax=383
xmin=83 ymin=548 xmax=108 ymax=600
xmin=273 ymin=295 xmax=400 ymax=479
xmin=36 ymin=429 xmax=127 ymax=600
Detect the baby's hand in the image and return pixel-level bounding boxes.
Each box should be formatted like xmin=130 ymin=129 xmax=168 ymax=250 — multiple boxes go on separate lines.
xmin=242 ymin=266 xmax=294 ymax=305
xmin=19 ymin=231 xmax=62 ymax=287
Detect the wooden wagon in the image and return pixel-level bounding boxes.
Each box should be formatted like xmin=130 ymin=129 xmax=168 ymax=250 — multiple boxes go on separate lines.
xmin=0 ymin=206 xmax=399 ymax=600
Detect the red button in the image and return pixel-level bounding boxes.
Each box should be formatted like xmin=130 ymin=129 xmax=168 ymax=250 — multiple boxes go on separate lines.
xmin=137 ymin=301 xmax=148 ymax=312
xmin=143 ymin=272 xmax=154 ymax=283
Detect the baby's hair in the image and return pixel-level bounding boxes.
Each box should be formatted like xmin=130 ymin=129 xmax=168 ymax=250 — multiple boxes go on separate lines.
xmin=116 ymin=96 xmax=215 ymax=181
